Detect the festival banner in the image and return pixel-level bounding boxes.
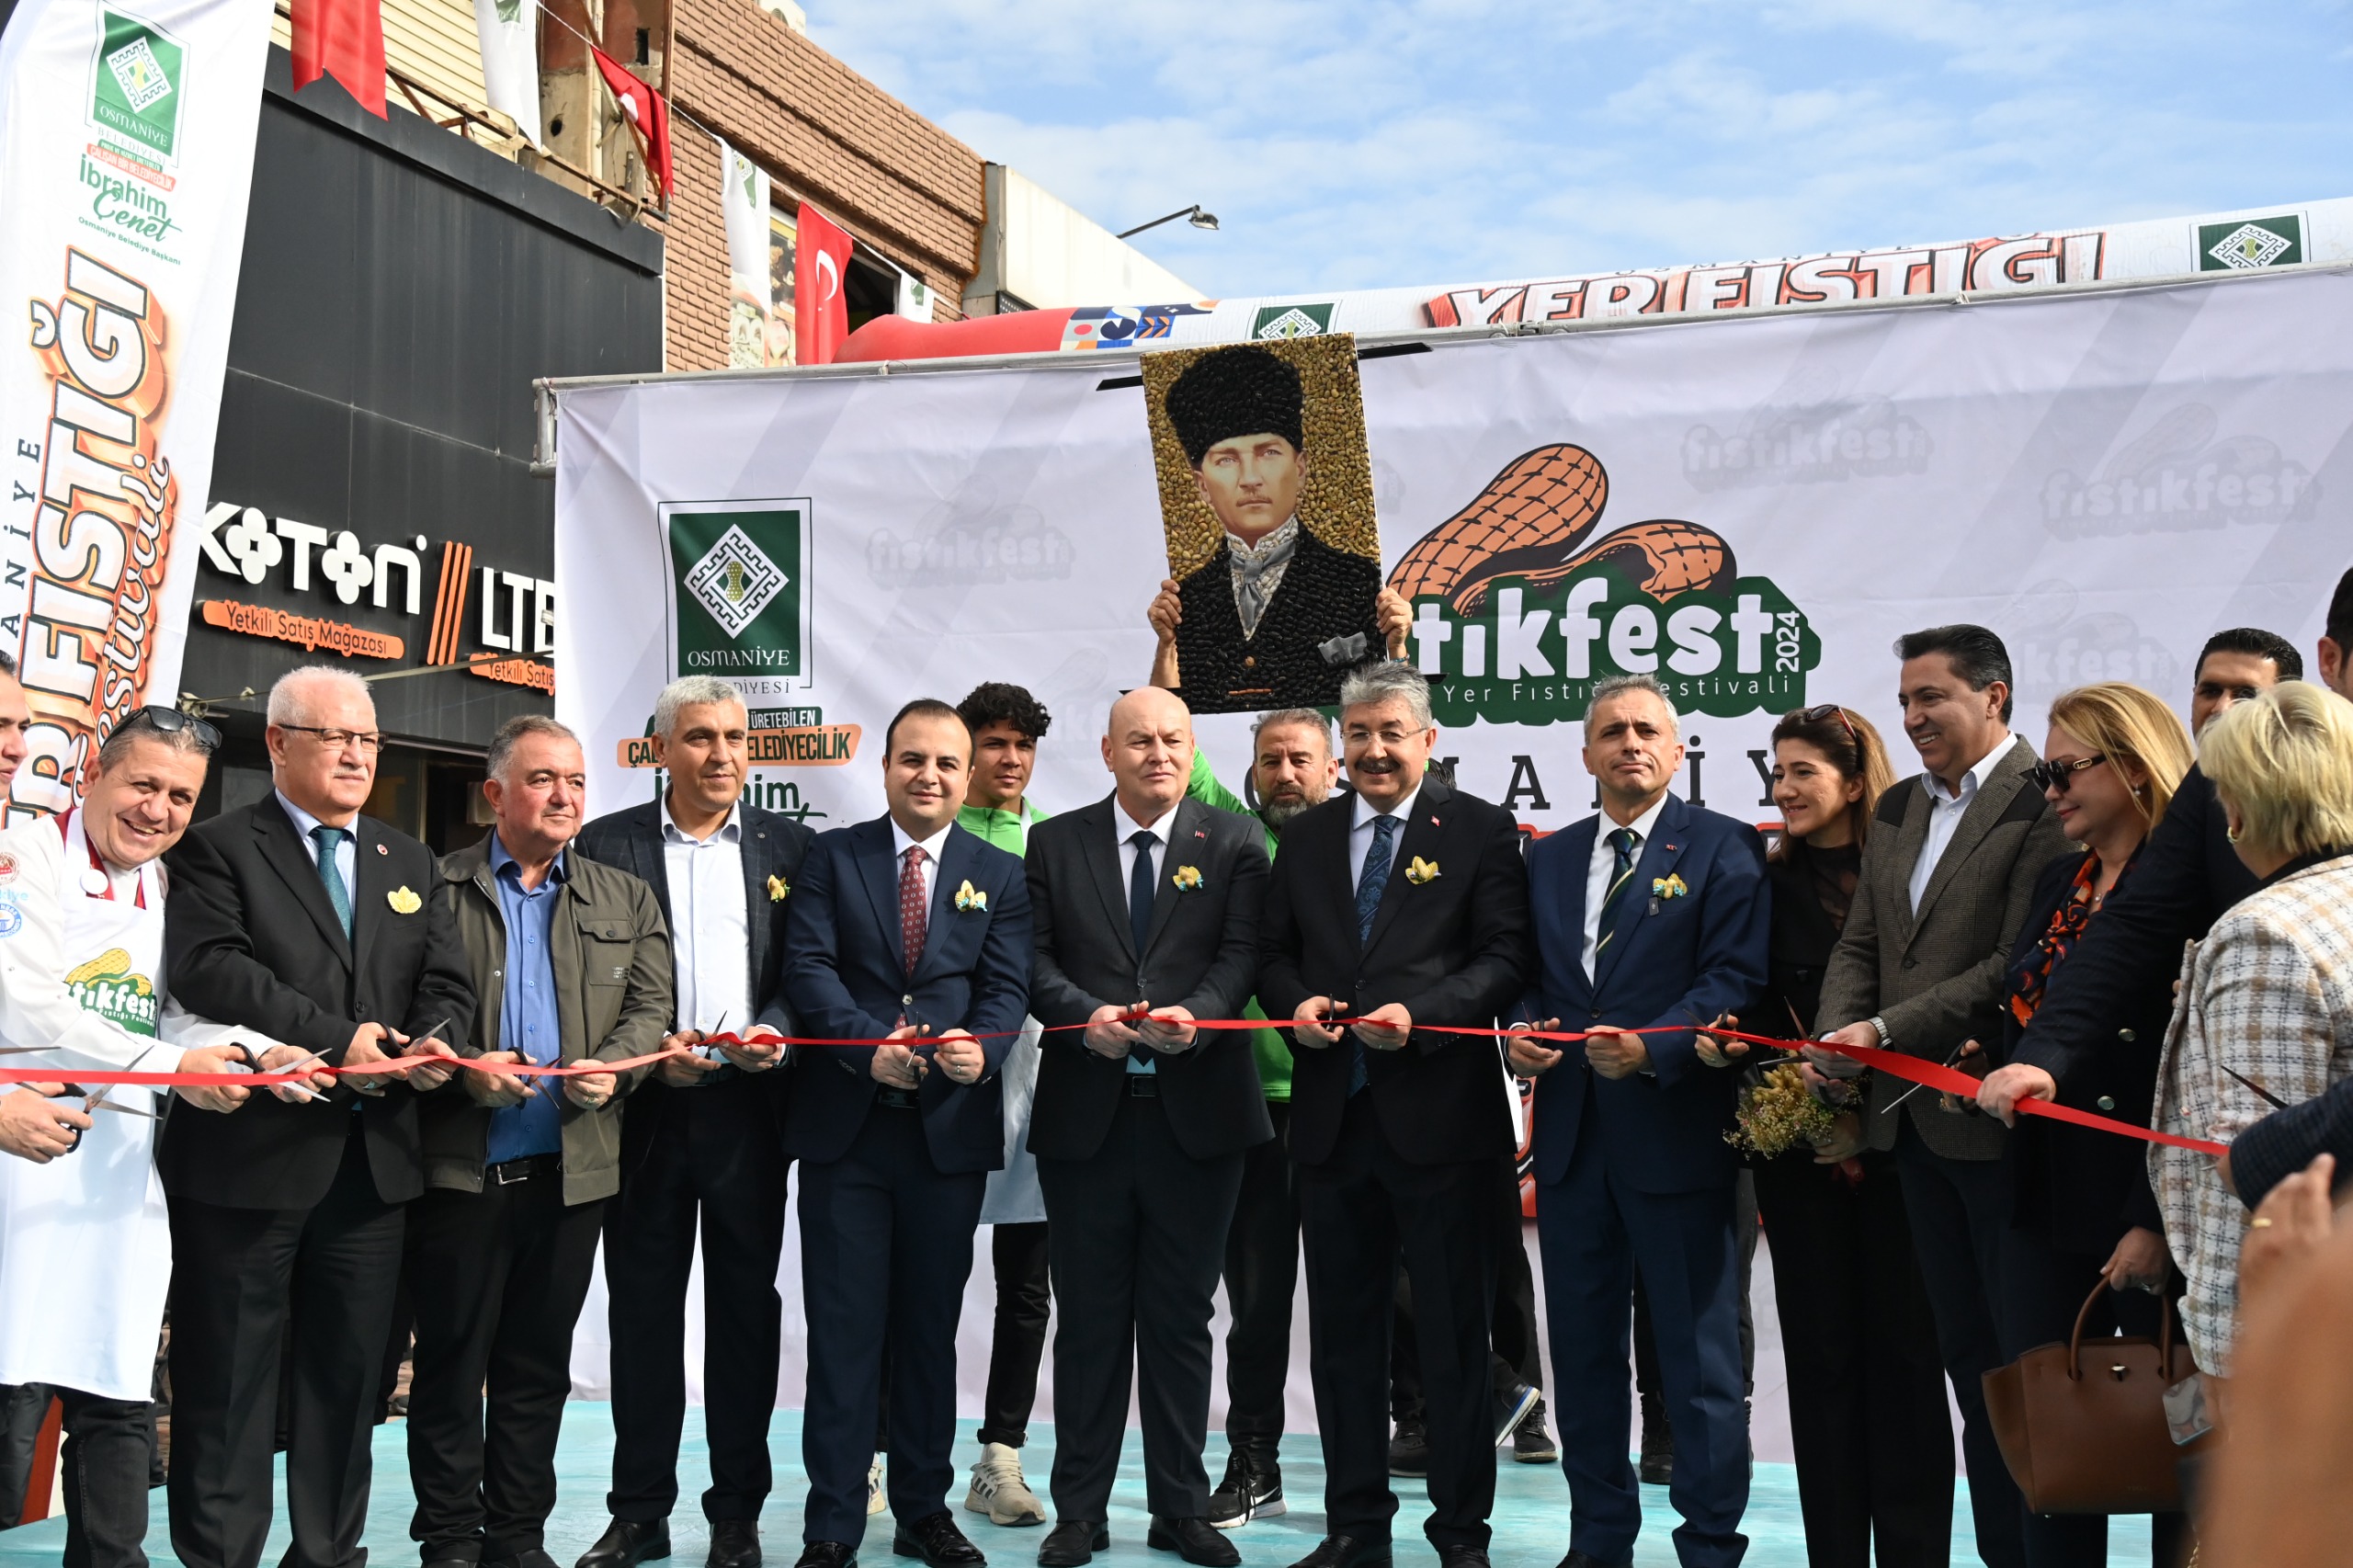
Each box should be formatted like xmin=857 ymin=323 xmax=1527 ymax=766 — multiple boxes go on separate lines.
xmin=0 ymin=0 xmax=272 ymax=820
xmin=472 ymin=0 xmax=543 ymax=147
xmin=554 ymin=263 xmax=2352 ymax=844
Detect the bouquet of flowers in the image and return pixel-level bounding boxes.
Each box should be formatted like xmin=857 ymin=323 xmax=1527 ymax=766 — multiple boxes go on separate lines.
xmin=1725 ymin=1061 xmax=1842 ymax=1158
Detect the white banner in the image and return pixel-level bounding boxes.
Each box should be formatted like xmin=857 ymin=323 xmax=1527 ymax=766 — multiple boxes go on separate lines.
xmin=472 ymin=0 xmax=542 ymax=148
xmin=716 ymin=134 xmax=769 ymax=369
xmin=556 ymin=265 xmax=2352 ymax=843
xmin=0 ymin=0 xmax=270 ymax=817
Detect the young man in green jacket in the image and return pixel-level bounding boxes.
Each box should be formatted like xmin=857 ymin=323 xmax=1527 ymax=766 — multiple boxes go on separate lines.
xmin=954 ymin=683 xmax=1054 ymax=1530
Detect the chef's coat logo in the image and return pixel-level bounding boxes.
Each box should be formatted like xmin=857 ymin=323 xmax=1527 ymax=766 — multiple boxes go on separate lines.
xmin=66 ymin=947 xmax=159 ymax=1037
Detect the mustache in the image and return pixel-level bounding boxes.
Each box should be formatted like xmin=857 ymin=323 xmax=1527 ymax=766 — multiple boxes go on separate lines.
xmin=1354 ymin=756 xmax=1401 ymax=774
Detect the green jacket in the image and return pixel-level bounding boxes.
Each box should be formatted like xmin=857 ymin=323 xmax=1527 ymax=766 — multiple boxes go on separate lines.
xmin=425 ymin=836 xmax=676 ymax=1204
xmin=956 ymin=797 xmax=1048 ymax=856
xmin=1186 ymin=749 xmax=1288 ymax=1100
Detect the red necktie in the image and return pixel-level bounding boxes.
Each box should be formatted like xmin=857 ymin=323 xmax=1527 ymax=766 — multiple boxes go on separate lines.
xmin=899 ymin=846 xmax=928 ymax=976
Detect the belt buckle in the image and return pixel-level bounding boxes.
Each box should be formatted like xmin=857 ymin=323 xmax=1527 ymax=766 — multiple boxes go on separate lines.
xmin=1126 ymin=1075 xmax=1159 ymax=1097
xmin=493 ymin=1159 xmax=533 ymax=1185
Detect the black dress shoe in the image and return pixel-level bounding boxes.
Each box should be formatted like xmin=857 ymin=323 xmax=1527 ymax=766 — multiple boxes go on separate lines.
xmin=893 ymin=1511 xmax=986 ymax=1568
xmin=1284 ymin=1537 xmax=1392 ymax=1568
xmin=1437 ymin=1549 xmax=1489 ymax=1568
xmin=1036 ymin=1521 xmax=1107 ymax=1568
xmin=1385 ymin=1417 xmax=1429 ymax=1480
xmin=485 ymin=1553 xmax=562 ymax=1568
xmin=1146 ymin=1517 xmax=1238 ymax=1568
xmin=1555 ymin=1552 xmax=1633 ymax=1568
xmin=794 ymin=1546 xmax=858 ymax=1568
xmin=710 ymin=1521 xmax=762 ymax=1568
xmin=578 ymin=1520 xmax=673 ymax=1568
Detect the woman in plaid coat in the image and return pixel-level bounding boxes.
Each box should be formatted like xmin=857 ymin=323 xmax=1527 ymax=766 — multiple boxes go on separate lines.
xmin=2153 ymin=681 xmax=2353 ymax=1378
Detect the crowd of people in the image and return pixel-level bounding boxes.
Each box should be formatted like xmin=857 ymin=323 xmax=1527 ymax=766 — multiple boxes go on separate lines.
xmin=5 ymin=572 xmax=2353 ymax=1568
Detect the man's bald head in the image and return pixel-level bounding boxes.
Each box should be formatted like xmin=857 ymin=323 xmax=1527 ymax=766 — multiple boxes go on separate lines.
xmin=1101 ymin=687 xmax=1195 ymax=823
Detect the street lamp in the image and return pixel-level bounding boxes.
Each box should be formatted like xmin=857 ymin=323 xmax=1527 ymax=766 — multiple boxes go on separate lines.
xmin=1116 ymin=204 xmax=1220 ymax=239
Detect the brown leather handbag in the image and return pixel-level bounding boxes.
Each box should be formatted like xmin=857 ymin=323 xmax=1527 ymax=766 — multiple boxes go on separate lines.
xmin=1982 ymin=1280 xmax=2197 ymax=1515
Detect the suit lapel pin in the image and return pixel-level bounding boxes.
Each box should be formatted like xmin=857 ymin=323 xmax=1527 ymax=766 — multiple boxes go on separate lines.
xmin=376 ymin=843 xmax=389 ymax=855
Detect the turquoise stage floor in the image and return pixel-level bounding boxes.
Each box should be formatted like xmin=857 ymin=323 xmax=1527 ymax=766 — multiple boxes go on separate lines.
xmin=1 ymin=1403 xmax=2157 ymax=1567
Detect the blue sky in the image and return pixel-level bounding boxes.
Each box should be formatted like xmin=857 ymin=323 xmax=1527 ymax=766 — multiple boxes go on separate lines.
xmin=807 ymin=0 xmax=2353 ymax=300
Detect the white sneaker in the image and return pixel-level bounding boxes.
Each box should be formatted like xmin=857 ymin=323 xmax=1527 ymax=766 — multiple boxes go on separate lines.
xmin=962 ymin=1440 xmax=1047 ymax=1526
xmin=868 ymin=1453 xmax=888 ymax=1517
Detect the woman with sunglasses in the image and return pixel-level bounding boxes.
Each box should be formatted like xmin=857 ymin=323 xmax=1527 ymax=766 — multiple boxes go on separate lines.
xmin=1700 ymin=703 xmax=1954 ymax=1568
xmin=1980 ymin=682 xmax=2192 ymax=1565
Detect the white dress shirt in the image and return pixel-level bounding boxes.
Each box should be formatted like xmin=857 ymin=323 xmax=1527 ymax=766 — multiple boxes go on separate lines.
xmin=1581 ymin=794 xmax=1670 ymax=983
xmin=274 ymin=790 xmax=358 ymax=900
xmin=1906 ymin=732 xmax=2020 ymax=913
xmin=888 ymin=816 xmax=956 ymax=915
xmin=1114 ymin=799 xmax=1180 ymax=1073
xmin=663 ymin=801 xmax=750 ymax=1037
xmin=1348 ymin=782 xmax=1425 ymax=891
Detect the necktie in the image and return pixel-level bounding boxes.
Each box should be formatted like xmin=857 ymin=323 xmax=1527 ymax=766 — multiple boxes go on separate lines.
xmin=1595 ymin=827 xmax=1640 ymax=957
xmin=311 ymin=824 xmax=352 ymax=937
xmin=1348 ymin=815 xmax=1399 ymax=1096
xmin=899 ymin=846 xmax=927 ymax=977
xmin=1129 ymin=829 xmax=1158 ymax=1062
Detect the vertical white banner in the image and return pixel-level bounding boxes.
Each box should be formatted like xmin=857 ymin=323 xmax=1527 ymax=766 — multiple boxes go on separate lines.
xmin=472 ymin=0 xmax=543 ymax=148
xmin=717 ymin=135 xmax=770 ymax=369
xmin=0 ymin=0 xmax=270 ymax=818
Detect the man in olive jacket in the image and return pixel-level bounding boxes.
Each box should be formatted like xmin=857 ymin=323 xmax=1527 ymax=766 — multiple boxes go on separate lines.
xmin=411 ymin=716 xmax=676 ymax=1568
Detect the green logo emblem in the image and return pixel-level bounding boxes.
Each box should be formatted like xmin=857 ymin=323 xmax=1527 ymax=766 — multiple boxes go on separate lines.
xmin=664 ymin=502 xmax=810 ymax=681
xmin=1404 ymin=563 xmax=1820 ymax=728
xmin=1253 ymin=303 xmax=1334 ymax=339
xmin=90 ymin=11 xmax=186 ymax=162
xmin=494 ymin=0 xmax=524 ymax=22
xmin=2198 ymin=215 xmax=2302 ymax=272
xmin=66 ymin=949 xmax=160 ymax=1038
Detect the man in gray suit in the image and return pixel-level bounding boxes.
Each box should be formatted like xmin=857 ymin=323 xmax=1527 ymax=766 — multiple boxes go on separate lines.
xmin=1811 ymin=624 xmax=2067 ymax=1568
xmin=1024 ymin=687 xmax=1272 ymax=1568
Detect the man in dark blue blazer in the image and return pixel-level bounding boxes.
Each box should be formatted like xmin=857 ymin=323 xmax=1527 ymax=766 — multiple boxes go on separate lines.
xmin=783 ymin=699 xmax=1033 ymax=1568
xmin=1509 ymin=675 xmax=1768 ymax=1568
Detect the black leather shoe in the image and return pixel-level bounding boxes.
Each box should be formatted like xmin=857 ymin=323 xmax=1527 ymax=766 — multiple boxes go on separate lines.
xmin=1385 ymin=1417 xmax=1429 ymax=1479
xmin=485 ymin=1553 xmax=562 ymax=1568
xmin=710 ymin=1522 xmax=761 ymax=1568
xmin=893 ymin=1512 xmax=985 ymax=1568
xmin=1284 ymin=1538 xmax=1391 ymax=1568
xmin=1555 ymin=1552 xmax=1633 ymax=1568
xmin=1036 ymin=1521 xmax=1106 ymax=1568
xmin=1146 ymin=1517 xmax=1238 ymax=1568
xmin=1437 ymin=1549 xmax=1489 ymax=1568
xmin=578 ymin=1520 xmax=673 ymax=1568
xmin=794 ymin=1546 xmax=858 ymax=1568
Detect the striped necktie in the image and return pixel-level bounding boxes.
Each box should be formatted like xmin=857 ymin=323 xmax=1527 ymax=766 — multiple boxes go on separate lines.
xmin=1594 ymin=827 xmax=1639 ymax=956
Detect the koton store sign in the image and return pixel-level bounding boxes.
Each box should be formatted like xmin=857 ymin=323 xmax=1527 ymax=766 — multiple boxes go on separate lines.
xmin=193 ymin=500 xmax=556 ymax=690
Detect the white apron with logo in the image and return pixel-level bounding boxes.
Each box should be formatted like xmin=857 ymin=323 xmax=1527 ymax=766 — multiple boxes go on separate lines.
xmin=0 ymin=812 xmax=170 ymax=1401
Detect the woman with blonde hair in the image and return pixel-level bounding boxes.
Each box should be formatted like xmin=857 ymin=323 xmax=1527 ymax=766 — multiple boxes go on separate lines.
xmin=2154 ymin=682 xmax=2353 ymax=1387
xmin=1702 ymin=704 xmax=1954 ymax=1567
xmin=1974 ymin=681 xmax=2197 ymax=1565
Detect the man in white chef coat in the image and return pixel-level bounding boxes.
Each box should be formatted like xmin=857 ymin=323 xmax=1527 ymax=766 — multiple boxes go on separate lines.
xmin=0 ymin=704 xmax=265 ymax=1568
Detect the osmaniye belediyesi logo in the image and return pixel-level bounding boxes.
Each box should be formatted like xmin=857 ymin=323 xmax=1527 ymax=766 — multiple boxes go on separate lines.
xmin=90 ymin=10 xmax=186 ymax=162
xmin=662 ymin=501 xmax=811 ymax=681
xmin=1385 ymin=444 xmax=1820 ymax=727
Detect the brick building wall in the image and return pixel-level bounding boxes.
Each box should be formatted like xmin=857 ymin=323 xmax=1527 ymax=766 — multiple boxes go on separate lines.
xmin=659 ymin=0 xmax=985 ymax=370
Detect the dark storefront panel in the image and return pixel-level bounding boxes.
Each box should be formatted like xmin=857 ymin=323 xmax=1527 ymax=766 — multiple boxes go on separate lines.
xmin=188 ymin=48 xmax=663 ymax=846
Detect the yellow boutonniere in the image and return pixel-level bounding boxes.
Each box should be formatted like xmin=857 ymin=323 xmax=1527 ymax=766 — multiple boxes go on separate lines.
xmin=1651 ymin=873 xmax=1689 ymax=899
xmin=387 ymin=886 xmax=422 ymax=915
xmin=1172 ymin=865 xmax=1204 ymax=892
xmin=767 ymin=874 xmax=790 ymax=903
xmin=954 ymin=880 xmax=988 ymax=913
xmin=1404 ymin=857 xmax=1440 ymax=885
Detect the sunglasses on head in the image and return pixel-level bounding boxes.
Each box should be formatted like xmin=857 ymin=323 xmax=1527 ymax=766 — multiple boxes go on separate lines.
xmin=1798 ymin=703 xmax=1863 ymax=754
xmin=2025 ymin=755 xmax=2106 ymax=794
xmin=126 ymin=705 xmax=222 ymax=753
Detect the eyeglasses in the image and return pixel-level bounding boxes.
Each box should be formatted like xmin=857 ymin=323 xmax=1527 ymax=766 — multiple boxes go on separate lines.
xmin=2026 ymin=755 xmax=2107 ymax=794
xmin=278 ymin=724 xmax=385 ymax=756
xmin=1798 ymin=703 xmax=1863 ymax=753
xmin=126 ymin=705 xmax=222 ymax=753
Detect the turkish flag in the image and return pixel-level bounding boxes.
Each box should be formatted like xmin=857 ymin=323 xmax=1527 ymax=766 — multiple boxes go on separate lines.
xmin=795 ymin=203 xmax=854 ymax=366
xmin=592 ymin=46 xmax=673 ymax=200
xmin=290 ymin=0 xmax=387 ymax=118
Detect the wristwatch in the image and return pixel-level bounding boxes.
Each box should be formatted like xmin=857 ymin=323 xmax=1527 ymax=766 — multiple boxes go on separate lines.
xmin=1868 ymin=1016 xmax=1892 ymax=1049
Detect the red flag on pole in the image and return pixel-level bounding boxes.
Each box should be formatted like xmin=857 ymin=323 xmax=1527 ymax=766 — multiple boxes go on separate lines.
xmin=795 ymin=203 xmax=854 ymax=366
xmin=290 ymin=0 xmax=387 ymax=118
xmin=592 ymin=46 xmax=672 ymax=200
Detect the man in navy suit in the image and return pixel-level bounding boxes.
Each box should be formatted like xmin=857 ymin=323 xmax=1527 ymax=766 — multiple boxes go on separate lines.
xmin=783 ymin=699 xmax=1033 ymax=1568
xmin=1508 ymin=674 xmax=1768 ymax=1568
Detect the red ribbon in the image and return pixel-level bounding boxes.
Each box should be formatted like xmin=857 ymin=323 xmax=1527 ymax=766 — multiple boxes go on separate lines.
xmin=0 ymin=1017 xmax=2229 ymax=1156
